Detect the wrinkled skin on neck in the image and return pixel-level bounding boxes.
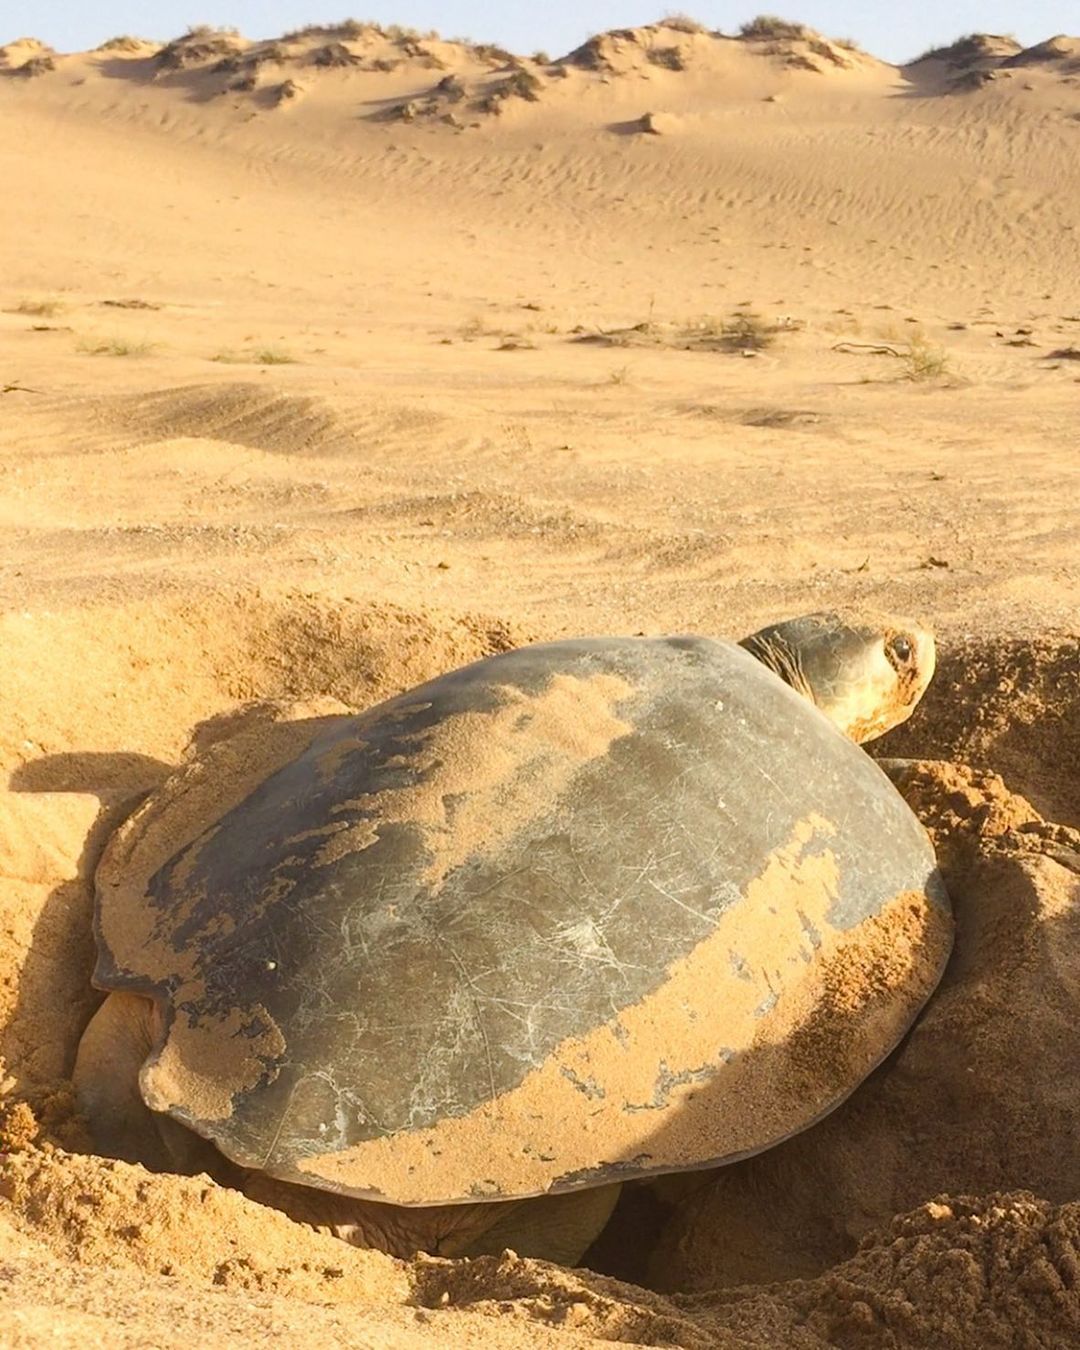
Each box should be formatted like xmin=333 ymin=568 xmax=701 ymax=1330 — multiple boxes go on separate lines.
xmin=739 ymin=612 xmax=935 ymax=743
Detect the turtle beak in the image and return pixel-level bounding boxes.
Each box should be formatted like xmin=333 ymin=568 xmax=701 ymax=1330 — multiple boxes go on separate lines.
xmin=912 ymin=626 xmax=936 ymax=693
xmin=846 ymin=620 xmax=936 ymax=744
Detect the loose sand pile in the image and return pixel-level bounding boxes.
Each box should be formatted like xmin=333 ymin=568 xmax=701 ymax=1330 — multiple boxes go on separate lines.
xmin=1 ymin=15 xmax=1079 ymax=1346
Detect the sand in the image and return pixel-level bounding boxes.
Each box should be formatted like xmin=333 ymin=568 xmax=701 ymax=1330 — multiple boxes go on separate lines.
xmin=1 ymin=16 xmax=1078 ymax=1347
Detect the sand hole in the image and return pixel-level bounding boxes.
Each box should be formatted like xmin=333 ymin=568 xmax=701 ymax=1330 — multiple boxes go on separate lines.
xmin=1 ymin=616 xmax=1077 ymax=1305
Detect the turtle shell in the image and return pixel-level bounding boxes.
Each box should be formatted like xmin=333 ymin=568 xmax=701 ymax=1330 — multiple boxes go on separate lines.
xmin=93 ymin=637 xmax=952 ymax=1205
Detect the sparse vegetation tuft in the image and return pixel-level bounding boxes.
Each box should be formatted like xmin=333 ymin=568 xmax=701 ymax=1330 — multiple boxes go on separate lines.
xmin=95 ymin=35 xmax=147 ymax=52
xmin=282 ymin=21 xmax=372 ymax=42
xmin=156 ymin=27 xmax=242 ymax=70
xmin=660 ymin=14 xmax=708 ymax=34
xmin=12 ymin=298 xmax=66 ymax=317
xmin=911 ymin=33 xmax=1017 ymax=64
xmin=901 ymin=333 xmax=950 ymax=380
xmin=572 ymin=309 xmax=785 ymax=354
xmin=648 ymin=46 xmax=687 ymax=71
xmin=78 ymin=337 xmax=155 ymax=357
xmin=914 ymin=36 xmax=972 ymax=62
xmin=469 ymin=42 xmax=517 ymax=66
xmin=310 ymin=42 xmax=361 ymax=68
xmin=211 ymin=347 xmax=296 ymax=365
xmin=458 ymin=316 xmax=492 ymax=341
xmin=739 ymin=16 xmax=810 ymax=41
xmin=15 ymin=55 xmax=56 ymax=76
xmin=807 ymin=37 xmax=852 ymax=66
xmin=833 ymin=332 xmax=952 ymax=380
xmin=717 ymin=310 xmax=777 ymax=351
xmin=476 ymin=68 xmax=544 ymax=112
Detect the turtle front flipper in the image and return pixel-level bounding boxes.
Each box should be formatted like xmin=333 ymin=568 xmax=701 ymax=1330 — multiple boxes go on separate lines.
xmin=73 ymin=992 xmax=224 ymax=1178
xmin=438 ymin=1183 xmax=622 ymax=1264
xmin=242 ymin=1175 xmax=621 ymax=1266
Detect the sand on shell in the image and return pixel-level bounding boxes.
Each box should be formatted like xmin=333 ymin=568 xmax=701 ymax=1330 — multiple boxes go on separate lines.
xmin=2 ymin=15 xmax=1080 ymax=1348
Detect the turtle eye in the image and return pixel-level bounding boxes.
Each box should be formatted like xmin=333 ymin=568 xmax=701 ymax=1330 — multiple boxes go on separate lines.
xmin=888 ymin=635 xmax=914 ymax=664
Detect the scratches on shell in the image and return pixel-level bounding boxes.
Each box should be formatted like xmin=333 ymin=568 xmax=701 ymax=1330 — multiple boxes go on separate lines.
xmin=292 ymin=814 xmax=950 ymax=1204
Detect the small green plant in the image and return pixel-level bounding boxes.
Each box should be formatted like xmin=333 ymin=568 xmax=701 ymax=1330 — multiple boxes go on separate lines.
xmin=13 ymin=298 xmax=65 ymax=317
xmin=78 ymin=337 xmax=155 ymax=357
xmin=532 ymin=49 xmax=551 ymax=65
xmin=902 ymin=333 xmax=949 ymax=380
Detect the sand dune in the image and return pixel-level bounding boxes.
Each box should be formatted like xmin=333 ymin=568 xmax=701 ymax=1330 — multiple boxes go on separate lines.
xmin=1 ymin=15 xmax=1078 ymax=1347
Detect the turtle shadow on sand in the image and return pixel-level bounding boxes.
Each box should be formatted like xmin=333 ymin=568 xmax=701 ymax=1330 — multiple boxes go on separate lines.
xmin=1 ymin=754 xmax=167 ymax=1107
xmin=1 ymin=704 xmax=343 ymax=1111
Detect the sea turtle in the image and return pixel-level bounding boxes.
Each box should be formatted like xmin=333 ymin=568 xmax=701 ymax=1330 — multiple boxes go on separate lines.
xmin=73 ymin=612 xmax=951 ymax=1264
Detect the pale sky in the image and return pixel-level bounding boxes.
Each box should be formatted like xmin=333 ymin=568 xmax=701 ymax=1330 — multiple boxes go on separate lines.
xmin=2 ymin=2 xmax=1075 ymax=65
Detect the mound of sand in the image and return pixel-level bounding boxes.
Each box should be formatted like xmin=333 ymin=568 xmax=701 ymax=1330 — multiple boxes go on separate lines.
xmin=9 ymin=18 xmax=1075 ymax=125
xmin=912 ymin=34 xmax=1024 ymax=66
xmin=1002 ymin=35 xmax=1080 ymax=68
xmin=0 ymin=37 xmax=52 ymax=66
xmin=561 ymin=20 xmax=877 ymax=79
xmin=911 ymin=32 xmax=1080 ymax=90
xmin=154 ymin=27 xmax=248 ymax=73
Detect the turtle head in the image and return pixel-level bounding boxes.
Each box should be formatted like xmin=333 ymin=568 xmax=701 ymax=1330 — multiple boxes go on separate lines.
xmin=739 ymin=612 xmax=935 ymax=744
